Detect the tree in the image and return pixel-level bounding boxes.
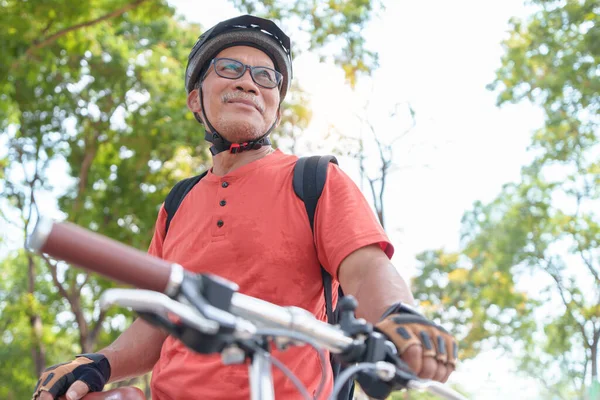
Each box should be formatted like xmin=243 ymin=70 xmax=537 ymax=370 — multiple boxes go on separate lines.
xmin=1 ymin=0 xmax=384 ymax=396
xmin=413 ymin=0 xmax=599 ymax=397
xmin=1 ymin=2 xmax=200 ymax=396
xmin=353 ymin=103 xmax=417 ymax=228
xmin=271 ymin=82 xmax=313 ymax=154
xmin=325 ymin=101 xmax=419 ymax=229
xmin=231 ymin=0 xmax=381 ymax=87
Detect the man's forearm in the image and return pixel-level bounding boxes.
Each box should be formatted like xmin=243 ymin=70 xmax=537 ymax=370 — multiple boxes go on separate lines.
xmin=338 ymin=245 xmax=415 ymax=324
xmin=353 ymin=262 xmax=415 ymax=323
xmin=98 ymin=318 xmax=168 ymax=383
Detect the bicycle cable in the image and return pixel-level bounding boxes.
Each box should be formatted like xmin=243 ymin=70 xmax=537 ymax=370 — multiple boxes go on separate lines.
xmin=255 ymin=328 xmax=328 ymax=400
xmin=329 ymin=362 xmax=380 ymax=400
xmin=248 ymin=343 xmax=312 ymax=400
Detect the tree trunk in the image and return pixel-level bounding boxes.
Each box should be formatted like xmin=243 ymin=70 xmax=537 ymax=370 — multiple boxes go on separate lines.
xmin=71 ymin=295 xmax=93 ymax=353
xmin=592 ymin=332 xmax=598 ymax=381
xmin=73 ymin=144 xmax=98 ymax=219
xmin=376 ymin=208 xmax=384 ymax=229
xmin=27 ymin=253 xmax=46 ymax=376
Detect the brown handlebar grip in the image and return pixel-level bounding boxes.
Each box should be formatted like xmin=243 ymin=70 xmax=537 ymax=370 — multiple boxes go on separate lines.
xmin=28 ymin=217 xmax=174 ymax=293
xmin=81 ymin=387 xmax=146 ymax=400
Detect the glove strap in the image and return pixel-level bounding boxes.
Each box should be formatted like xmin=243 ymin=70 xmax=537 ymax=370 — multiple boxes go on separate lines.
xmin=76 ymin=353 xmax=112 ymax=381
xmin=380 ymin=302 xmax=424 ymax=320
xmin=76 ymin=353 xmax=106 ymax=363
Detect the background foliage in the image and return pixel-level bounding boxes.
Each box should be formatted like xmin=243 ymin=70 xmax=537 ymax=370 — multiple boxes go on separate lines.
xmin=413 ymin=0 xmax=599 ymax=398
xmin=1 ymin=0 xmax=597 ymax=399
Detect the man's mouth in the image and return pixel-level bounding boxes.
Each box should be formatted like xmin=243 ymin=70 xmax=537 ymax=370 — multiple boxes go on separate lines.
xmin=228 ymin=99 xmax=260 ymax=111
xmin=222 ymin=92 xmax=265 ymax=113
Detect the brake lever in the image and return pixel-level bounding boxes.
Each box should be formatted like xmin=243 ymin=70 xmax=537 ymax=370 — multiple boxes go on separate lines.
xmin=100 ymin=288 xmax=255 ymax=337
xmin=100 ymin=289 xmax=221 ymax=334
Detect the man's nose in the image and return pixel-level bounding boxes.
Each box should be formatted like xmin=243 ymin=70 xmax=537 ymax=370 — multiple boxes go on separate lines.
xmin=234 ymin=68 xmax=259 ymax=94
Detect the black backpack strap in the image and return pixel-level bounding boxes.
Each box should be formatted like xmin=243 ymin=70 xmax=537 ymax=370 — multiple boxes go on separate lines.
xmin=164 ymin=171 xmax=208 ymax=234
xmin=293 ymin=155 xmax=338 ymax=324
xmin=294 ymin=155 xmax=355 ymax=400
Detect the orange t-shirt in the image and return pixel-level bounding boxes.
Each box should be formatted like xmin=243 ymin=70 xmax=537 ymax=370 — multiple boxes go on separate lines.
xmin=148 ymin=150 xmax=393 ymax=400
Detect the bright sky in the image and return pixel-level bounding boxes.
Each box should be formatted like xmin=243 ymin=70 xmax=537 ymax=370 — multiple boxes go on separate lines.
xmin=167 ymin=0 xmax=548 ymax=398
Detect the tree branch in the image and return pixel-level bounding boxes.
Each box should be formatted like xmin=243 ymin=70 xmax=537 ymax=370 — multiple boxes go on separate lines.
xmin=572 ymin=193 xmax=600 ymax=284
xmin=0 ymin=203 xmax=21 ymax=228
xmin=578 ymin=246 xmax=600 ymax=283
xmin=40 ymin=18 xmax=56 ymax=37
xmin=366 ymin=176 xmax=384 ymax=226
xmin=78 ymin=272 xmax=91 ymax=292
xmin=88 ymin=308 xmax=107 ymax=347
xmin=365 ymin=118 xmax=390 ymax=227
xmin=73 ymin=93 xmax=123 ymax=221
xmin=43 ymin=257 xmax=96 ymax=352
xmin=582 ymin=351 xmax=588 ymax=394
xmin=42 ymin=255 xmax=72 ymax=304
xmin=544 ymin=260 xmax=589 ymax=346
xmin=72 ymin=132 xmax=100 ymax=220
xmin=389 ymin=104 xmax=417 ymax=146
xmin=535 ymin=367 xmax=569 ymax=400
xmin=559 ymin=352 xmax=581 ymax=396
xmin=379 ymin=162 xmax=386 ymax=226
xmin=23 ymin=139 xmax=42 ymax=238
xmin=0 ymin=317 xmax=13 ymax=336
xmin=11 ymin=0 xmax=149 ymax=70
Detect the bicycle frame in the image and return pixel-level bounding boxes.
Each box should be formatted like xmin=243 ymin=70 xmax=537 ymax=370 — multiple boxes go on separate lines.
xmin=250 ymin=352 xmax=275 ymax=400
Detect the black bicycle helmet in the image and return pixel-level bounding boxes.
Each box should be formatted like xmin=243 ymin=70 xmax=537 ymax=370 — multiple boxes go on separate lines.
xmin=185 ymin=15 xmax=293 ymax=102
xmin=185 ymin=15 xmax=293 ymax=156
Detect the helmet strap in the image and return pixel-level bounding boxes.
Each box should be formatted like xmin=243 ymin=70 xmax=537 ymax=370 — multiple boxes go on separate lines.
xmin=199 ymin=86 xmax=276 ymax=156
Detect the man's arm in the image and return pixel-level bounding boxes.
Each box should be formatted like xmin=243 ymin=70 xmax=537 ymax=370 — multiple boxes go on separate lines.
xmin=99 ymin=206 xmax=169 ymax=383
xmin=337 ymin=244 xmax=451 ymax=382
xmin=99 ymin=208 xmax=169 ymax=383
xmin=38 ymin=318 xmax=167 ymax=400
xmin=99 ymin=318 xmax=167 ymax=383
xmin=337 ymin=244 xmax=414 ymax=323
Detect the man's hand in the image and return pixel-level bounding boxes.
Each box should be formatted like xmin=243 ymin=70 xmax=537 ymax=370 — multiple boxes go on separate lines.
xmin=32 ymin=354 xmax=111 ymax=400
xmin=375 ymin=304 xmax=457 ymax=382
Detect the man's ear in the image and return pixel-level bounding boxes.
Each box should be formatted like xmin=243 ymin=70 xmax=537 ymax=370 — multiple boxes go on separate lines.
xmin=187 ymin=89 xmax=202 ymax=113
xmin=275 ymin=107 xmax=282 ymax=128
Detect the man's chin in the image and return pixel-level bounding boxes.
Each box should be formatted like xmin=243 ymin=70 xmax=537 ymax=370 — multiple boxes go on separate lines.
xmin=215 ymin=120 xmax=266 ymax=143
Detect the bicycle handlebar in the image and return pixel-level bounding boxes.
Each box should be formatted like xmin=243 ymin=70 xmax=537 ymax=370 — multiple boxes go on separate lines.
xmin=28 ymin=218 xmax=184 ymax=296
xmin=28 ymin=218 xmax=354 ymax=351
xmin=29 ymin=218 xmax=356 ymax=352
xmin=230 ymin=293 xmax=354 ymax=353
xmin=28 ymin=218 xmax=468 ymax=400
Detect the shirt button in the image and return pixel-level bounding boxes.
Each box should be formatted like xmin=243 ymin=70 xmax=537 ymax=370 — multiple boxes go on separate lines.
xmin=222 ymin=182 xmax=229 ymax=188
xmin=217 ymin=220 xmax=224 ymax=227
xmin=219 ymin=200 xmax=227 ymax=206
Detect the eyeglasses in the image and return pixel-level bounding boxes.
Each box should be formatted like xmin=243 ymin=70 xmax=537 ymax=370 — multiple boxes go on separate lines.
xmin=206 ymin=57 xmax=283 ymax=89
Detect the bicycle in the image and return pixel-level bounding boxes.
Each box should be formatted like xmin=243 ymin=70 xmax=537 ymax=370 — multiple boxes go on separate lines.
xmin=28 ymin=217 xmax=467 ymax=400
xmin=80 ymin=387 xmax=145 ymax=400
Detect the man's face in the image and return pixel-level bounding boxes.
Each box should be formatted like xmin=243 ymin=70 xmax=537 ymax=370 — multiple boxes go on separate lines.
xmin=187 ymin=46 xmax=281 ymax=143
